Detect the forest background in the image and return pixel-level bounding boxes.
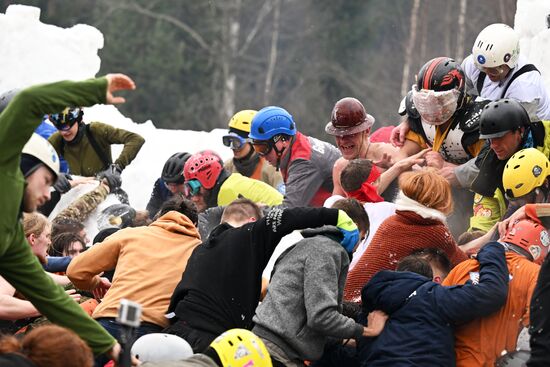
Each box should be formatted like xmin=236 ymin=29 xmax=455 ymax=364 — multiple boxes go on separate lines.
xmin=0 ymin=0 xmax=516 ymax=138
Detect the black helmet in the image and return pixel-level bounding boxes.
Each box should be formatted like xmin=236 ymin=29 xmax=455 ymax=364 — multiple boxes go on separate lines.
xmin=416 ymin=57 xmax=466 ymax=106
xmin=479 ymin=99 xmax=530 ymax=139
xmin=0 ymin=89 xmax=19 ymax=115
xmin=162 ymin=152 xmax=191 ymax=184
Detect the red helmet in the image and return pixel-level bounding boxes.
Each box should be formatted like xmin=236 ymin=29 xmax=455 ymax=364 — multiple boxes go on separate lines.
xmin=325 ymin=97 xmax=375 ymax=136
xmin=183 ymin=150 xmax=223 ymax=190
xmin=502 ymin=219 xmax=550 ymax=265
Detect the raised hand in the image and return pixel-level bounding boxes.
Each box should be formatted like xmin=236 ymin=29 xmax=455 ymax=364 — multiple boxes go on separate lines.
xmin=105 ymin=74 xmax=136 ymax=104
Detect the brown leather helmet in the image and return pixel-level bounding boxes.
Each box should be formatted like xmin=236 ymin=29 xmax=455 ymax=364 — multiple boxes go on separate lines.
xmin=325 ymin=97 xmax=375 ymax=136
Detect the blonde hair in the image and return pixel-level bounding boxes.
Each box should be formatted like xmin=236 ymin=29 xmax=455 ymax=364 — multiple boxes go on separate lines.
xmin=0 ymin=325 xmax=93 ymax=367
xmin=399 ymin=169 xmax=453 ymax=215
xmin=22 ymin=212 xmax=50 ymax=239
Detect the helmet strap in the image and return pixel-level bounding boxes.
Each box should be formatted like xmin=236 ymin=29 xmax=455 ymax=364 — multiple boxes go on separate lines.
xmin=271 ymin=135 xmax=290 ymax=172
xmin=501 ymin=241 xmax=534 ymax=262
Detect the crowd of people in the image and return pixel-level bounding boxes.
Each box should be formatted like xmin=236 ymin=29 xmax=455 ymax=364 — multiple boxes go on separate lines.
xmin=0 ymin=22 xmax=550 ymax=367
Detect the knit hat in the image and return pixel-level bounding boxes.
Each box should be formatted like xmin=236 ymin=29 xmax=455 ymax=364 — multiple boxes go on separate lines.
xmin=131 ymin=333 xmax=193 ymax=363
xmin=20 ymin=154 xmax=44 ymax=178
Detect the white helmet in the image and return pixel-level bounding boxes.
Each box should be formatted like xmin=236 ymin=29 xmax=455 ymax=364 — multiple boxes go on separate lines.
xmin=131 ymin=333 xmax=193 ymax=363
xmin=21 ymin=133 xmax=60 ymax=179
xmin=472 ymin=23 xmax=520 ymax=69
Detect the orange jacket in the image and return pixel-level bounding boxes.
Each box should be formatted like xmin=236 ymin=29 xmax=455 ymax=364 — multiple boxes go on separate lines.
xmin=67 ymin=211 xmax=201 ymax=327
xmin=443 ymin=251 xmax=539 ymax=366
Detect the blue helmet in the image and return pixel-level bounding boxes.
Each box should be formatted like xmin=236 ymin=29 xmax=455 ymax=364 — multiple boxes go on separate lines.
xmin=249 ymin=106 xmax=296 ymax=141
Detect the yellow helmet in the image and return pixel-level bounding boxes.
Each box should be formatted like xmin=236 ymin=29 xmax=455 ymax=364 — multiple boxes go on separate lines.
xmin=210 ymin=329 xmax=272 ymax=367
xmin=503 ymin=148 xmax=550 ymax=199
xmin=228 ymin=110 xmax=257 ymax=134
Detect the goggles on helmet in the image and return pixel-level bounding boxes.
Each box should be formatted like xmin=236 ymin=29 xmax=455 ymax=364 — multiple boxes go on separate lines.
xmin=222 ymin=133 xmax=249 ymax=150
xmin=49 ymin=108 xmax=81 ymax=131
xmin=412 ymin=85 xmax=459 ymax=126
xmin=184 ymin=179 xmax=202 ymax=197
xmin=251 ymin=135 xmax=287 ymax=156
xmin=251 ymin=140 xmax=272 ymax=156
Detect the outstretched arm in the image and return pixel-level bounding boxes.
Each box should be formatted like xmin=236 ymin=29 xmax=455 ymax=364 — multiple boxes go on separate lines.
xmin=436 ymin=242 xmax=508 ymax=325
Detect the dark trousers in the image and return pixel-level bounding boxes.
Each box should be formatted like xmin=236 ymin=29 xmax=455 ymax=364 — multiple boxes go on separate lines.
xmin=163 ymin=320 xmax=218 ymax=353
xmin=94 ymin=317 xmax=162 ymax=367
xmin=310 ymin=341 xmax=359 ymax=367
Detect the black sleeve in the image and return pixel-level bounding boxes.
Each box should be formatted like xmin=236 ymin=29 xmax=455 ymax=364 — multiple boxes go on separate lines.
xmin=145 ymin=179 xmax=165 ymax=219
xmin=528 ymin=254 xmax=550 ymax=367
xmin=251 ymin=207 xmax=339 ymax=266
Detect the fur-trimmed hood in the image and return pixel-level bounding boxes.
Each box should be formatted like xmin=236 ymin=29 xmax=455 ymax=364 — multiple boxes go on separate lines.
xmin=394 ymin=191 xmax=447 ymax=223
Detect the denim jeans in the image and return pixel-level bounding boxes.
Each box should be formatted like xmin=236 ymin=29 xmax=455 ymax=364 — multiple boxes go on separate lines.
xmin=94 ymin=317 xmax=162 ymax=367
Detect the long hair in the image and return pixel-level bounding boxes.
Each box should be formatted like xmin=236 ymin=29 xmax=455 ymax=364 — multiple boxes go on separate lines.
xmin=399 ymin=169 xmax=453 ymax=215
xmin=0 ymin=325 xmax=93 ymax=367
xmin=49 ymin=232 xmax=85 ymax=257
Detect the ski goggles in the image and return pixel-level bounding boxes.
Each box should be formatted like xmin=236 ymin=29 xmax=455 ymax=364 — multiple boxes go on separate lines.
xmin=475 ymin=63 xmax=507 ymax=78
xmin=222 ymin=133 xmax=249 ymax=150
xmin=251 ymin=135 xmax=286 ymax=156
xmin=184 ymin=179 xmax=202 ymax=197
xmin=49 ymin=108 xmax=81 ymax=131
xmin=412 ymin=85 xmax=459 ymax=126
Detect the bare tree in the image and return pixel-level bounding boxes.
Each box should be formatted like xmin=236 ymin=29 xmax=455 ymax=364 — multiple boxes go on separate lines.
xmin=455 ymin=0 xmax=468 ymax=62
xmin=400 ymin=0 xmax=421 ymax=97
xmin=263 ymin=0 xmax=280 ymax=105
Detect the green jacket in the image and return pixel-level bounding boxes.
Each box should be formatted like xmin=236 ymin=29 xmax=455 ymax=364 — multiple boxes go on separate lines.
xmin=49 ymin=121 xmax=145 ymax=176
xmin=0 ymin=78 xmax=116 ymax=355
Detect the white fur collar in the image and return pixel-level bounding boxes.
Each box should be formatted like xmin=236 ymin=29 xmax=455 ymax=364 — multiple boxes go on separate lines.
xmin=394 ymin=191 xmax=447 ymax=223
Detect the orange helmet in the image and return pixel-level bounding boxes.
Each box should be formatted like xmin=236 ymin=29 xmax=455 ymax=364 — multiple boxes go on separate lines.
xmin=502 ymin=219 xmax=550 ymax=265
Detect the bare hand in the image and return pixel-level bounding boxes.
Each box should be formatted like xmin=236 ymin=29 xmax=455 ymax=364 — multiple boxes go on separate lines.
xmin=92 ymin=277 xmax=112 ymax=300
xmin=425 ymin=151 xmax=445 ymax=169
xmin=105 ymin=74 xmax=136 ymax=104
xmin=105 ymin=342 xmax=141 ymax=366
xmin=69 ymin=176 xmax=96 ymax=188
xmin=65 ymin=288 xmax=82 ymax=303
xmin=363 ymin=310 xmax=388 ymax=337
xmin=439 ymin=165 xmax=459 ymax=187
xmin=390 ymin=121 xmax=410 ymax=147
xmin=373 ymin=153 xmax=394 ymax=169
xmin=396 ymin=148 xmax=430 ymax=171
xmin=498 ymin=205 xmax=528 ymax=238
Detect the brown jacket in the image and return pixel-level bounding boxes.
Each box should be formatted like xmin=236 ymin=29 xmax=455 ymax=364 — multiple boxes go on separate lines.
xmin=67 ymin=211 xmax=201 ymax=327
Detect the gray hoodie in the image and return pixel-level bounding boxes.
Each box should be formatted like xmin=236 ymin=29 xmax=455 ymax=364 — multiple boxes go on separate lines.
xmin=252 ymin=228 xmax=363 ymax=361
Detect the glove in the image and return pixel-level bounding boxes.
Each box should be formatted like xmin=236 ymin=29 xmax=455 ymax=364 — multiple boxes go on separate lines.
xmin=336 ymin=210 xmax=360 ymax=253
xmin=98 ymin=164 xmax=122 ymax=191
xmin=53 ymin=173 xmax=73 ymax=193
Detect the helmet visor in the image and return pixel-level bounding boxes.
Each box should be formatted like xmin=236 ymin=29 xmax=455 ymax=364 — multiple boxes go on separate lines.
xmin=184 ymin=179 xmax=202 ymax=197
xmin=222 ymin=133 xmax=248 ymax=150
xmin=412 ymin=85 xmax=459 ymax=126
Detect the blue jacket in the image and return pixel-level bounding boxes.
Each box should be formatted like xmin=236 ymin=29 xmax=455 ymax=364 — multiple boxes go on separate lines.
xmin=358 ymin=242 xmax=509 ymax=367
xmin=145 ymin=178 xmax=174 ymax=219
xmin=35 ymin=118 xmax=69 ymax=173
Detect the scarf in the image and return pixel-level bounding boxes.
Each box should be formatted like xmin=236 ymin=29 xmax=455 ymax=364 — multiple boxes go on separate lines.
xmin=346 ymin=165 xmax=384 ymax=203
xmin=233 ymin=146 xmax=260 ymax=178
